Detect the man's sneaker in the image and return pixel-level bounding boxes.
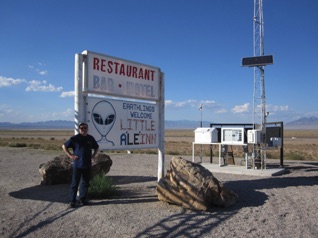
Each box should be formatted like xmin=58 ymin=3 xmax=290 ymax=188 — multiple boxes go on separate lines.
xmin=69 ymin=202 xmax=76 ymax=208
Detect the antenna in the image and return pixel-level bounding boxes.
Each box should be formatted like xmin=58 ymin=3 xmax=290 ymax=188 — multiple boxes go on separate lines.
xmin=242 ymin=0 xmax=274 ymax=169
xmin=253 ymin=0 xmax=266 ymax=132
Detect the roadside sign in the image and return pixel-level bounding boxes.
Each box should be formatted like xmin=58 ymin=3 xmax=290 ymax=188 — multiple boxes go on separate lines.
xmin=74 ymin=50 xmax=165 ymax=179
xmin=84 ymin=51 xmax=160 ymax=100
xmin=86 ymin=97 xmax=159 ymax=150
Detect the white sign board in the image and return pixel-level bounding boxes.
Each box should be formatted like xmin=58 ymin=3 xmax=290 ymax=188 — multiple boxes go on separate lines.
xmin=86 ymin=97 xmax=159 ymax=150
xmin=83 ymin=50 xmax=160 ymax=100
xmin=75 ymin=51 xmax=165 ymax=180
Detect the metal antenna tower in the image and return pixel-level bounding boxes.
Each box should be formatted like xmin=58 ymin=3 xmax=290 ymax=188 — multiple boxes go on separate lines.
xmin=242 ymin=0 xmax=273 ymax=169
xmin=253 ymin=0 xmax=266 ymax=168
xmin=253 ymin=0 xmax=266 ymax=133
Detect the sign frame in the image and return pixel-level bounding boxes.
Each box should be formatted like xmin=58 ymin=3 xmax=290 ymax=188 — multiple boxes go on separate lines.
xmin=74 ymin=51 xmax=165 ymax=180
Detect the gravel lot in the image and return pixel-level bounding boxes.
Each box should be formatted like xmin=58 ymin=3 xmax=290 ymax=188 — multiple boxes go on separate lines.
xmin=0 ymin=147 xmax=317 ymax=238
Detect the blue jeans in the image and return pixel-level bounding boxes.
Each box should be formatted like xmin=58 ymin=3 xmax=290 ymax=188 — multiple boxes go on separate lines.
xmin=69 ymin=166 xmax=91 ymax=203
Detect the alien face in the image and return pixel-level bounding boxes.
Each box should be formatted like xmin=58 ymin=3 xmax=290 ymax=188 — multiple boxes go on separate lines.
xmin=91 ymin=100 xmax=116 ymax=137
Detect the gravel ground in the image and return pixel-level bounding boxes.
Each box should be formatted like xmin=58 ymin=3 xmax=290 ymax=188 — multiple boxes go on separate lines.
xmin=0 ymin=147 xmax=317 ymax=238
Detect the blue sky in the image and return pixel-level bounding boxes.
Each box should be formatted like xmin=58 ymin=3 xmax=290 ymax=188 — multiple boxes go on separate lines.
xmin=0 ymin=0 xmax=317 ymax=124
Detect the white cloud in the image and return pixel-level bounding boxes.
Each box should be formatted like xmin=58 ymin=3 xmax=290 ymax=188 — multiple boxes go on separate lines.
xmin=38 ymin=70 xmax=48 ymax=75
xmin=232 ymin=103 xmax=250 ymax=113
xmin=0 ymin=104 xmax=14 ymax=116
xmin=199 ymin=100 xmax=216 ymax=108
xmin=52 ymin=108 xmax=73 ymax=119
xmin=32 ymin=108 xmax=74 ymax=122
xmin=26 ymin=80 xmax=63 ymax=92
xmin=0 ymin=75 xmax=63 ymax=92
xmin=174 ymin=99 xmax=197 ymax=108
xmin=28 ymin=63 xmax=48 ymax=75
xmin=0 ymin=76 xmax=27 ymax=87
xmin=165 ymin=99 xmax=217 ymax=109
xmin=215 ymin=108 xmax=227 ymax=113
xmin=165 ymin=100 xmax=174 ymax=106
xmin=165 ymin=99 xmax=196 ymax=108
xmin=0 ymin=104 xmax=27 ymax=123
xmin=60 ymin=91 xmax=75 ymax=97
xmin=0 ymin=104 xmax=74 ymax=123
xmin=267 ymin=104 xmax=289 ymax=112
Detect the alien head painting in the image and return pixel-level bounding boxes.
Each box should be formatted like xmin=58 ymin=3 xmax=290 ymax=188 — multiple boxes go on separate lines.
xmin=92 ymin=100 xmax=116 ymax=145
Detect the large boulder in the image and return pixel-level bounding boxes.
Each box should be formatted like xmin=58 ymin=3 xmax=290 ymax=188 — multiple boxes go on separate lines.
xmin=157 ymin=156 xmax=238 ymax=211
xmin=39 ymin=155 xmax=72 ymax=185
xmin=39 ymin=153 xmax=112 ymax=185
xmin=91 ymin=153 xmax=113 ymax=177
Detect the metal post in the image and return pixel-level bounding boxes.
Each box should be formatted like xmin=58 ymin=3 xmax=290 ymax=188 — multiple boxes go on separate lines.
xmin=74 ymin=54 xmax=84 ymax=134
xmin=210 ymin=144 xmax=213 ymax=163
xmin=280 ymin=122 xmax=284 ymax=167
xmin=199 ymin=104 xmax=203 ymax=163
xmin=157 ymin=72 xmax=165 ymax=181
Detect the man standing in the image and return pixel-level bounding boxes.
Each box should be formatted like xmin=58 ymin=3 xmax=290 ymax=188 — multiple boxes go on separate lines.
xmin=62 ymin=122 xmax=99 ymax=208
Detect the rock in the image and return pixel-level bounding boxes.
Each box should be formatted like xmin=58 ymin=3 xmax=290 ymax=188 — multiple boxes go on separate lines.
xmin=39 ymin=154 xmax=112 ymax=185
xmin=39 ymin=155 xmax=72 ymax=185
xmin=157 ymin=156 xmax=238 ymax=211
xmin=91 ymin=153 xmax=113 ymax=177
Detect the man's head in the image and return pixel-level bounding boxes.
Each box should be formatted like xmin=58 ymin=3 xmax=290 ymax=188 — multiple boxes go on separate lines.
xmin=78 ymin=123 xmax=88 ymax=136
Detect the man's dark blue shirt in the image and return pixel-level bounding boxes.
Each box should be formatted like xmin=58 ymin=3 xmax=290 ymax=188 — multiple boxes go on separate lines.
xmin=64 ymin=134 xmax=99 ymax=168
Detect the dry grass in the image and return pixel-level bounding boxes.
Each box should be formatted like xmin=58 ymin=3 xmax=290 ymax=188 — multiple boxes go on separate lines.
xmin=0 ymin=129 xmax=317 ymax=161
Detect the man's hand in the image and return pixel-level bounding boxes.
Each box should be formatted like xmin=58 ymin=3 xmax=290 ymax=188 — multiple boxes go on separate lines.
xmin=69 ymin=154 xmax=78 ymax=160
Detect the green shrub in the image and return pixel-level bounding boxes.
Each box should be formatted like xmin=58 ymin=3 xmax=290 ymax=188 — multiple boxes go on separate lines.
xmin=9 ymin=142 xmax=27 ymax=147
xmin=285 ymin=152 xmax=306 ymax=161
xmin=140 ymin=149 xmax=157 ymax=154
xmin=43 ymin=144 xmax=61 ymax=151
xmin=28 ymin=143 xmax=41 ymax=149
xmin=166 ymin=150 xmax=181 ymax=155
xmin=0 ymin=141 xmax=9 ymax=146
xmin=88 ymin=173 xmax=117 ymax=199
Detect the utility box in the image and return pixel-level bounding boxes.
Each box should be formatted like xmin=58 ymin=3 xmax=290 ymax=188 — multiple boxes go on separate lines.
xmin=221 ymin=127 xmax=245 ymax=145
xmin=247 ymin=129 xmax=261 ymax=144
xmin=194 ymin=127 xmax=218 ymax=143
xmin=269 ymin=137 xmax=282 ymax=147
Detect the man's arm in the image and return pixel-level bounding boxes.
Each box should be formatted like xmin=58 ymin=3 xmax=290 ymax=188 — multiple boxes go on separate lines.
xmin=62 ymin=144 xmax=78 ymax=160
xmin=92 ymin=148 xmax=99 ymax=159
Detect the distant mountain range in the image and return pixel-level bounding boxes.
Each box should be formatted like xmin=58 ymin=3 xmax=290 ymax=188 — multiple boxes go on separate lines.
xmin=285 ymin=116 xmax=318 ymax=129
xmin=0 ymin=120 xmax=210 ymax=130
xmin=0 ymin=120 xmax=75 ymax=129
xmin=285 ymin=116 xmax=318 ymax=126
xmin=0 ymin=117 xmax=317 ymax=130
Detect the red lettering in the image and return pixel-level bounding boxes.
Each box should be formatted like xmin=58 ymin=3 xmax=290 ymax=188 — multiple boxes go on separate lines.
xmin=93 ymin=57 xmax=107 ymax=72
xmin=93 ymin=57 xmax=100 ymax=70
xmin=138 ymin=68 xmax=144 ymax=79
xmin=132 ymin=67 xmax=138 ymax=78
xmin=144 ymin=69 xmax=149 ymax=80
xmin=114 ymin=62 xmax=120 ymax=74
xmin=120 ymin=64 xmax=125 ymax=76
xmin=126 ymin=65 xmax=132 ymax=77
xmin=150 ymin=70 xmax=155 ymax=81
xmin=107 ymin=61 xmax=113 ymax=73
xmin=94 ymin=57 xmax=156 ymax=81
xmin=101 ymin=59 xmax=106 ymax=72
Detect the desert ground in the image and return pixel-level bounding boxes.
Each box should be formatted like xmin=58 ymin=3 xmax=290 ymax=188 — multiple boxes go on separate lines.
xmin=0 ymin=130 xmax=317 ymax=237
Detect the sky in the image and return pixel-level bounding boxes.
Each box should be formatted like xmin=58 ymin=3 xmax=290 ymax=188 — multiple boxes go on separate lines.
xmin=0 ymin=0 xmax=317 ymax=124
